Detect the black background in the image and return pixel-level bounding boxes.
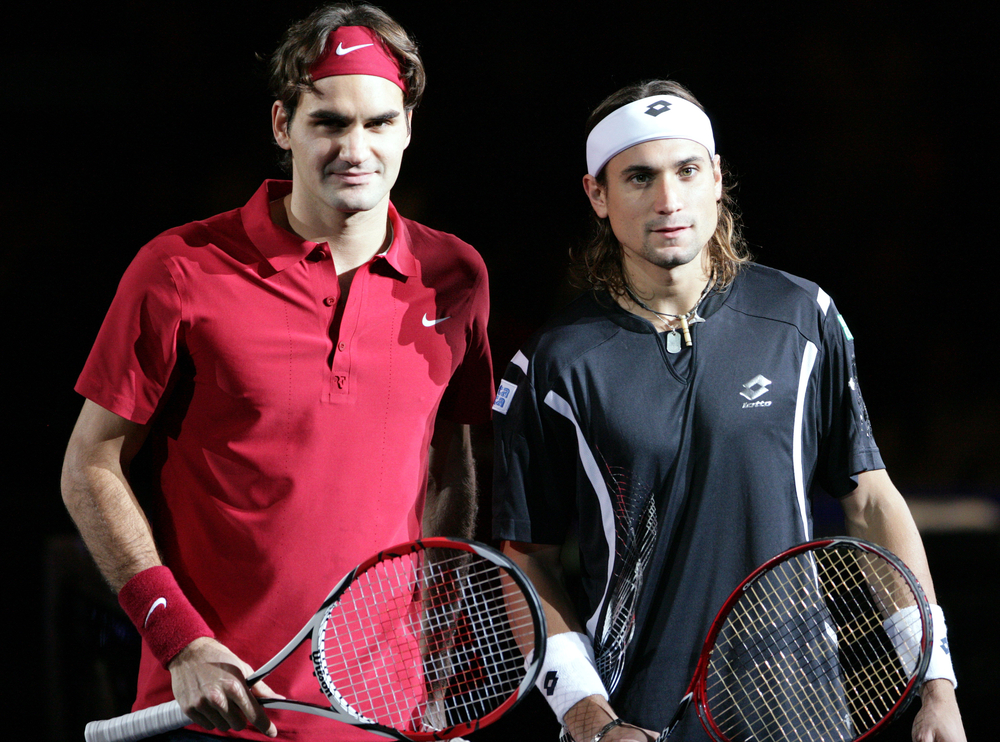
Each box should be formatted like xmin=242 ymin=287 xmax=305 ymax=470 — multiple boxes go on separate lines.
xmin=6 ymin=1 xmax=996 ymax=739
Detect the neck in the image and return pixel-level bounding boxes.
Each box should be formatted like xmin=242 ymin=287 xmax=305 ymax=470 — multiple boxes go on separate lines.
xmin=619 ymin=254 xmax=713 ymax=319
xmin=275 ymin=192 xmax=392 ymax=274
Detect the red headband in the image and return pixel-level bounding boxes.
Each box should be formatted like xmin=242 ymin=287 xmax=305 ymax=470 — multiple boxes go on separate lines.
xmin=309 ymin=26 xmax=407 ymax=93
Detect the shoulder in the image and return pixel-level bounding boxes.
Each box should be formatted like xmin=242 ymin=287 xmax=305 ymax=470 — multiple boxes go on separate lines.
xmin=158 ymin=204 xmax=249 ymax=251
xmin=512 ymin=293 xmax=624 ymax=386
xmin=730 ymin=263 xmax=831 ymax=313
xmin=397 ymin=214 xmax=487 ymax=280
xmin=725 ymin=264 xmax=839 ymax=340
xmin=129 ymin=205 xmax=259 ymax=279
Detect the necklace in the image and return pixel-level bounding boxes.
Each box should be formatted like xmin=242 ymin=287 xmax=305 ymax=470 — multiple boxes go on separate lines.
xmin=624 ymin=278 xmax=715 ymax=354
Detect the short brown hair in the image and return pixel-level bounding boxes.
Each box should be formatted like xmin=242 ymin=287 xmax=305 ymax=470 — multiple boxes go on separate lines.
xmin=570 ymin=80 xmax=750 ymax=295
xmin=268 ymin=3 xmax=426 ymax=169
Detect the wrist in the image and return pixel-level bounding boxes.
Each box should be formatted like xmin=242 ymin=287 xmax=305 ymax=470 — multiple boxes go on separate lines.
xmin=922 ymin=604 xmax=958 ymax=690
xmin=883 ymin=603 xmax=957 ymax=691
xmin=118 ymin=566 xmax=214 ymax=668
xmin=535 ymin=632 xmax=609 ymax=724
xmin=564 ymin=695 xmax=618 ymax=742
xmin=920 ymin=678 xmax=957 ymax=702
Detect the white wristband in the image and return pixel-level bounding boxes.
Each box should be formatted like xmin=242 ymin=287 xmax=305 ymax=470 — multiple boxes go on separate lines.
xmin=882 ymin=603 xmax=957 ymax=689
xmin=533 ymin=631 xmax=609 ymax=723
xmin=924 ymin=604 xmax=957 ymax=689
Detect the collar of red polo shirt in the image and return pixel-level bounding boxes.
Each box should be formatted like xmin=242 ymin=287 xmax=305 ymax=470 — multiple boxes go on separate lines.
xmin=309 ymin=25 xmax=407 ymax=93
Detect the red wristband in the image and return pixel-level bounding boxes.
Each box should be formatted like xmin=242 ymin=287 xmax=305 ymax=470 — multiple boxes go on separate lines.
xmin=118 ymin=566 xmax=214 ymax=668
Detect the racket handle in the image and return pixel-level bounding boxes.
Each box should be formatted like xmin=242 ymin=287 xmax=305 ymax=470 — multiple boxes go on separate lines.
xmin=85 ymin=701 xmax=192 ymax=742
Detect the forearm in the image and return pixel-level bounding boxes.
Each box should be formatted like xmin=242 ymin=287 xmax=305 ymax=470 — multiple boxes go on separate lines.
xmin=61 ymin=400 xmax=160 ymax=590
xmin=423 ymin=422 xmax=477 ymax=539
xmin=841 ymin=469 xmax=937 ymax=601
xmin=842 ymin=471 xmax=966 ymax=741
xmin=504 ymin=542 xmax=583 ymax=636
xmin=62 ymin=456 xmax=160 ymax=591
xmin=503 ymin=543 xmax=653 ymax=741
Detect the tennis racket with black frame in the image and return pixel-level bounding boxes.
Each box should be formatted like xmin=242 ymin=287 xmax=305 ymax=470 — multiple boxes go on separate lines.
xmin=85 ymin=537 xmax=547 ymax=742
xmin=654 ymin=536 xmax=932 ymax=742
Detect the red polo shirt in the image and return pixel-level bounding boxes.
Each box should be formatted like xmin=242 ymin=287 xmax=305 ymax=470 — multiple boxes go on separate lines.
xmin=76 ymin=180 xmax=493 ymax=740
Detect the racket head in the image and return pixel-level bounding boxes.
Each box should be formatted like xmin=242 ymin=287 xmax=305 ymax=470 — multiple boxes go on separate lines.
xmin=311 ymin=537 xmax=546 ymax=740
xmin=692 ymin=537 xmax=932 ymax=742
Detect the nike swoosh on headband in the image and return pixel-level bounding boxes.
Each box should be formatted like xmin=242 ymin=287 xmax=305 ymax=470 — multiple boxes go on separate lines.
xmin=336 ymin=42 xmax=374 ymax=55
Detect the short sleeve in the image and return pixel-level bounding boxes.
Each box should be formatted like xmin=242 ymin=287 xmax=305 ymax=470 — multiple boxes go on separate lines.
xmin=492 ymin=354 xmax=577 ymax=545
xmin=74 ymin=244 xmax=182 ymax=424
xmin=814 ymin=302 xmax=884 ymax=497
xmin=437 ymin=265 xmax=494 ymax=425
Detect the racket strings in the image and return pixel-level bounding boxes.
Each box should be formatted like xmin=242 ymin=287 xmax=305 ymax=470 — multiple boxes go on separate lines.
xmin=701 ymin=545 xmax=924 ymax=742
xmin=315 ymin=548 xmax=537 ymax=733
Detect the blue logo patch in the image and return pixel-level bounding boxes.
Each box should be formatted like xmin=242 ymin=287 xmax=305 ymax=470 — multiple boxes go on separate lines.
xmin=492 ymin=379 xmax=518 ymax=414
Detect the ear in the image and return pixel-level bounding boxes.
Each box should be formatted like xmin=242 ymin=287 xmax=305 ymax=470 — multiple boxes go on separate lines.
xmin=403 ymin=109 xmax=413 ymax=150
xmin=272 ymin=100 xmax=292 ymax=150
xmin=582 ymin=173 xmax=609 ymax=219
xmin=712 ymin=154 xmax=723 ymax=201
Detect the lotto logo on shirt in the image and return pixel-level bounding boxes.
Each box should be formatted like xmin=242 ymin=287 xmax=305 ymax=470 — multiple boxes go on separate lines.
xmin=492 ymin=380 xmax=518 ymax=414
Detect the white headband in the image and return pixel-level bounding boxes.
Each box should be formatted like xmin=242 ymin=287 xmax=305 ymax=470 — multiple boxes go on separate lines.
xmin=586 ymin=95 xmax=716 ymax=177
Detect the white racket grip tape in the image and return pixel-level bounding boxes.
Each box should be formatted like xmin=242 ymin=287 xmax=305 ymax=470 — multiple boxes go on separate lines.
xmin=85 ymin=700 xmax=191 ymax=742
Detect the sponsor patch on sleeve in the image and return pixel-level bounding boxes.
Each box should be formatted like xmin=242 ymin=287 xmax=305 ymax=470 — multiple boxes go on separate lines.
xmin=837 ymin=314 xmax=854 ymax=341
xmin=492 ymin=379 xmax=518 ymax=414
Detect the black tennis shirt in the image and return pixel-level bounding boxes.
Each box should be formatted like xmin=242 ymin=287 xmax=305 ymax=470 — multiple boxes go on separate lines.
xmin=492 ymin=264 xmax=883 ymax=739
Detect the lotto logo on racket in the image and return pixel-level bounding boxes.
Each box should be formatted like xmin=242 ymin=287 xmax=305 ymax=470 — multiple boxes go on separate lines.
xmin=493 ymin=380 xmax=518 ymax=414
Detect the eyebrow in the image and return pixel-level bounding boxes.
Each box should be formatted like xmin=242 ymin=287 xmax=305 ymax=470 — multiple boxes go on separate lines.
xmin=673 ymin=155 xmax=706 ymax=168
xmin=308 ymin=109 xmax=402 ymax=125
xmin=624 ymin=155 xmax=705 ymax=171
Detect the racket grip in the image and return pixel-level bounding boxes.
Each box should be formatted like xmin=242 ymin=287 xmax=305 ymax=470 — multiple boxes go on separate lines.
xmin=85 ymin=701 xmax=192 ymax=742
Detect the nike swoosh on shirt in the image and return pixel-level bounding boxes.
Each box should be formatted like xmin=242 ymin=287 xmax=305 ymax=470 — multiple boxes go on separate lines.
xmin=336 ymin=42 xmax=374 ymax=55
xmin=422 ymin=314 xmax=451 ymax=327
xmin=145 ymin=597 xmax=167 ymax=627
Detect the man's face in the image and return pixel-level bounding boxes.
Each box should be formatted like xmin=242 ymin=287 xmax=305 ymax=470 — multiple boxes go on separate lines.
xmin=584 ymin=137 xmax=722 ymax=276
xmin=272 ymin=74 xmax=411 ymax=217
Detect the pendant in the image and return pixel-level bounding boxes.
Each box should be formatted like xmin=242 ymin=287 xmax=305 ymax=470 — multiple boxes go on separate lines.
xmin=678 ymin=311 xmax=705 ymax=347
xmin=666 ymin=330 xmax=682 ymax=354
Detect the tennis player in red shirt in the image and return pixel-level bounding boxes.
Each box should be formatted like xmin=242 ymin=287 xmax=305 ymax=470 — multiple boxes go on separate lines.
xmin=61 ymin=5 xmax=493 ymax=740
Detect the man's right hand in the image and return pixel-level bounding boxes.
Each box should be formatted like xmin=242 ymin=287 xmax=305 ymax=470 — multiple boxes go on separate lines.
xmin=564 ymin=695 xmax=658 ymax=742
xmin=168 ymin=637 xmax=281 ymax=737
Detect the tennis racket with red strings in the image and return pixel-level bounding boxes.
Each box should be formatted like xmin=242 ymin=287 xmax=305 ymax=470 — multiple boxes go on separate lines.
xmin=85 ymin=537 xmax=546 ymax=742
xmin=654 ymin=536 xmax=932 ymax=742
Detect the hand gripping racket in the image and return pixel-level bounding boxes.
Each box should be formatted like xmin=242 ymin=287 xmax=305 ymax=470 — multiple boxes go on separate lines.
xmin=655 ymin=536 xmax=932 ymax=742
xmin=85 ymin=537 xmax=547 ymax=742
